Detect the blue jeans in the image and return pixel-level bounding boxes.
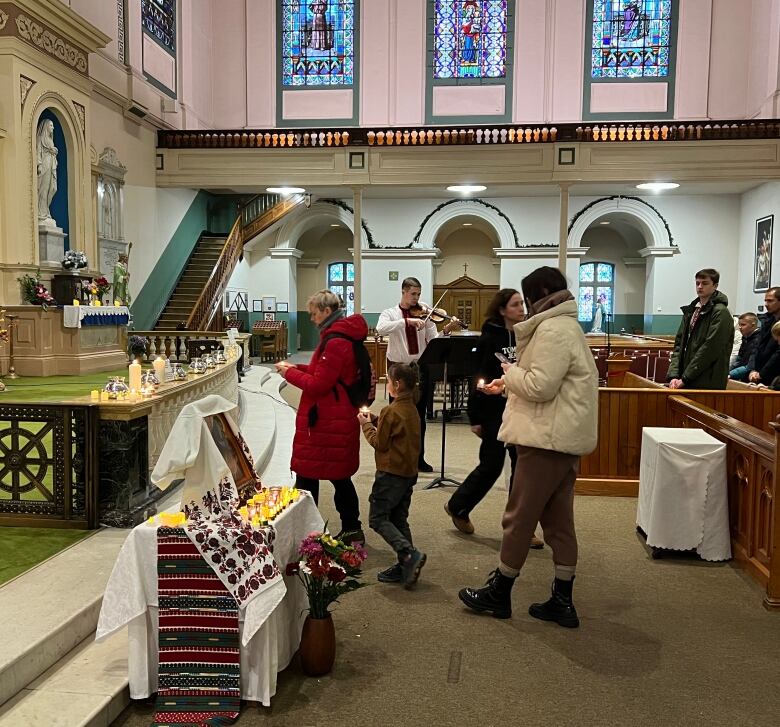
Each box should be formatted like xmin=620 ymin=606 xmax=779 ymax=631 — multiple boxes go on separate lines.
xmin=729 ymin=365 xmax=749 ymax=381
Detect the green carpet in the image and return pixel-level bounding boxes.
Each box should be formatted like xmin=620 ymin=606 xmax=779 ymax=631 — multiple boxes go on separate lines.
xmin=0 ymin=526 xmax=95 ymax=585
xmin=0 ymin=368 xmax=129 ymax=403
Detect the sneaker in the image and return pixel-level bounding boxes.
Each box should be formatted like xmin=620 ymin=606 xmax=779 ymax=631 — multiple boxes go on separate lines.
xmin=337 ymin=529 xmax=365 ymax=546
xmin=377 ymin=562 xmax=403 ymax=583
xmin=444 ymin=503 xmax=475 ymax=535
xmin=417 ymin=460 xmax=434 ymax=473
xmin=401 ymin=549 xmax=427 ymax=588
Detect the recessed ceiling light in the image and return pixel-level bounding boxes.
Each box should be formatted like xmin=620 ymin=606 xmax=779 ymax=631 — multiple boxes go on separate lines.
xmin=446 ymin=184 xmax=486 ymax=193
xmin=330 ymin=224 xmax=340 ymax=227
xmin=266 ymin=186 xmax=305 ymax=194
xmin=636 ymin=182 xmax=679 ymax=191
xmin=599 ymin=221 xmax=611 ymax=225
xmin=462 ymin=222 xmax=473 ymax=226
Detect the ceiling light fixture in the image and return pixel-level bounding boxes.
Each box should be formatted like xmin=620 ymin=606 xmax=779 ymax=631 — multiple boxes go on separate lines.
xmin=330 ymin=224 xmax=340 ymax=227
xmin=462 ymin=222 xmax=473 ymax=226
xmin=599 ymin=221 xmax=611 ymax=225
xmin=446 ymin=184 xmax=486 ymax=193
xmin=635 ymin=182 xmax=679 ymax=191
xmin=266 ymin=186 xmax=305 ymax=194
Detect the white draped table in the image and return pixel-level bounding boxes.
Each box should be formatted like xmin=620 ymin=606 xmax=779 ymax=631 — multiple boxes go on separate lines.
xmin=62 ymin=304 xmax=130 ymax=328
xmin=95 ymin=494 xmax=324 ymax=706
xmin=638 ymin=427 xmax=731 ymax=562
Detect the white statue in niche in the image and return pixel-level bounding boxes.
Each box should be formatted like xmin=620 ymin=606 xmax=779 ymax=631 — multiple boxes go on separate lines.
xmin=36 ymin=118 xmax=59 ymax=228
xmin=102 ymin=182 xmax=113 ymax=235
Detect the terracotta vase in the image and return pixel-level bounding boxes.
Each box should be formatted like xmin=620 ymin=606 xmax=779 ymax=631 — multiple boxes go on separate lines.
xmin=299 ymin=613 xmax=336 ymax=676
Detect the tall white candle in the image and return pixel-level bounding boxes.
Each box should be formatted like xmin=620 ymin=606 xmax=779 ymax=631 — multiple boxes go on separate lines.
xmin=153 ymin=356 xmax=166 ymax=385
xmin=128 ymin=360 xmax=142 ymax=391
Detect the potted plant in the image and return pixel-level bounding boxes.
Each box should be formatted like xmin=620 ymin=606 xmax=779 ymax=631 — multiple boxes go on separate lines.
xmin=286 ymin=530 xmax=367 ymax=676
xmin=61 ymin=250 xmax=88 ymax=270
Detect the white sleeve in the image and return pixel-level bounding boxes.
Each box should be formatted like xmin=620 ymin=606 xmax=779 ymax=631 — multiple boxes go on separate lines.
xmin=376 ymin=308 xmax=405 ymax=336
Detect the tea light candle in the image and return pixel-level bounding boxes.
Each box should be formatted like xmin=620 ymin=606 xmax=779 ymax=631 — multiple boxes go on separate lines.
xmin=129 ymin=389 xmax=138 ymax=403
xmin=90 ymin=390 xmax=99 ymax=400
xmin=114 ymin=299 xmax=121 ymax=307
xmin=477 ymin=379 xmax=485 ymax=390
xmin=95 ymin=301 xmax=102 ymax=307
xmin=72 ymin=299 xmax=80 ymax=306
xmin=100 ymin=391 xmax=108 ymax=402
xmin=359 ymin=406 xmax=370 ymax=415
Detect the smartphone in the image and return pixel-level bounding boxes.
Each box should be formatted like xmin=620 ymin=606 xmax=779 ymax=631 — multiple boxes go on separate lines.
xmin=494 ymin=352 xmax=511 ymax=364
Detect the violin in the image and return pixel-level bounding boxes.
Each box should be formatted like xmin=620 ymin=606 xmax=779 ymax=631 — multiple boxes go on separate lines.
xmin=408 ymin=303 xmax=468 ymax=330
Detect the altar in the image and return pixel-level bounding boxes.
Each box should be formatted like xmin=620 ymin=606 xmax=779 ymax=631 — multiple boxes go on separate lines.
xmin=0 ymin=305 xmax=127 ymax=376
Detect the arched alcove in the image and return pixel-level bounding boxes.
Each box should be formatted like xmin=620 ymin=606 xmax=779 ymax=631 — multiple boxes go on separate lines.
xmin=414 ymin=199 xmax=518 ymax=250
xmin=273 ymin=200 xmax=369 ymax=250
xmin=434 ymin=214 xmax=499 ymax=285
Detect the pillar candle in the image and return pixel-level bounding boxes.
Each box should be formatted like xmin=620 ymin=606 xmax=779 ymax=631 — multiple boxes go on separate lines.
xmin=128 ymin=360 xmax=142 ymax=391
xmin=153 ymin=356 xmax=166 ymax=384
xmin=72 ymin=299 xmax=80 ymax=306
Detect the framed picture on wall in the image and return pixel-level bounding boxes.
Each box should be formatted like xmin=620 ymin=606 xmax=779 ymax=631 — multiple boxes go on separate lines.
xmin=276 ymin=302 xmax=288 ymax=312
xmin=264 ymin=312 xmax=276 ymax=321
xmin=252 ymin=299 xmax=262 ymax=312
xmin=754 ymin=215 xmax=774 ymax=293
xmin=262 ymin=296 xmax=276 ymax=312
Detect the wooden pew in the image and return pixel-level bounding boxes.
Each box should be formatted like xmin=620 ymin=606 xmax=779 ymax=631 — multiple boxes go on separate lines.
xmin=668 ymin=397 xmax=779 ymax=611
xmin=577 ymin=380 xmax=780 ymax=495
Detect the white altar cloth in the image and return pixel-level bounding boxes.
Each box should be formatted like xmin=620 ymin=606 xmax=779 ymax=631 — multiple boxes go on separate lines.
xmin=63 ymin=304 xmax=129 ymax=328
xmin=95 ymin=493 xmax=324 ymax=705
xmin=638 ymin=427 xmax=731 ymax=561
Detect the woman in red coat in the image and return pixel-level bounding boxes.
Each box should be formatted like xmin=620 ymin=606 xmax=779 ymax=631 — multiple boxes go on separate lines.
xmin=276 ymin=290 xmax=368 ymax=544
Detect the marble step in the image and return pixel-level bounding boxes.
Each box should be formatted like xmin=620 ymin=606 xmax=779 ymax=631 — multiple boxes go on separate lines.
xmin=0 ymin=528 xmax=128 ymax=710
xmin=0 ymin=630 xmax=129 ymax=727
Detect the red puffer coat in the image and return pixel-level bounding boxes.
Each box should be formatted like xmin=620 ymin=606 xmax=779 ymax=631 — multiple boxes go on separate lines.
xmin=285 ymin=314 xmax=369 ymax=480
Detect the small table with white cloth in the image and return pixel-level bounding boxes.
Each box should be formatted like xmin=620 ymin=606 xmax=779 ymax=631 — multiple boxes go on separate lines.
xmin=62 ymin=304 xmax=130 ymax=328
xmin=638 ymin=427 xmax=732 ymax=561
xmin=95 ymin=493 xmax=324 ymax=706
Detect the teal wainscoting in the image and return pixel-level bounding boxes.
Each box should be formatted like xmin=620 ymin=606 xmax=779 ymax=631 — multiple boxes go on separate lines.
xmin=248 ymin=312 xmax=296 ymax=358
xmin=295 ymin=312 xmax=381 ymax=352
xmin=644 ymin=315 xmax=683 ymax=335
xmin=131 ymin=192 xmax=239 ymax=331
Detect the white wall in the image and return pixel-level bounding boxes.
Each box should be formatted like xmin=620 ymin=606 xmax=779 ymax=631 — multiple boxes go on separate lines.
xmin=435 ymin=229 xmax=499 ymax=285
xmin=736 ymin=182 xmax=780 ymax=315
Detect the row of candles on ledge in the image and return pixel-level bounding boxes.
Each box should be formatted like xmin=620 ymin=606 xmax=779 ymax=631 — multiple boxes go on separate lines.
xmin=71 ymin=299 xmax=124 ymax=307
xmin=239 ymin=487 xmax=300 ymax=527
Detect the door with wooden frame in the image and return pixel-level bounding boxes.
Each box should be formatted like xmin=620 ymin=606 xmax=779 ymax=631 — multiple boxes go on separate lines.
xmin=433 ymin=275 xmax=498 ymax=331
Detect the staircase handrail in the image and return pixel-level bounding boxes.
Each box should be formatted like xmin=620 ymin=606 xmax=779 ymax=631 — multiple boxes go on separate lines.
xmin=242 ymin=192 xmax=307 ymax=241
xmin=186 ymin=216 xmax=243 ymax=331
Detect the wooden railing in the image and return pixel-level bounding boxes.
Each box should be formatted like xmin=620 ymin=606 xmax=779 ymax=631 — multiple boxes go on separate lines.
xmin=157 ymin=119 xmax=780 ymax=150
xmin=577 ymin=382 xmax=780 ymax=493
xmin=0 ymin=403 xmax=99 ymax=528
xmin=186 ymin=216 xmax=244 ymax=331
xmin=669 ymin=397 xmax=779 ymax=611
xmin=132 ymin=330 xmax=234 ymax=362
xmin=242 ymin=193 xmax=306 ymax=241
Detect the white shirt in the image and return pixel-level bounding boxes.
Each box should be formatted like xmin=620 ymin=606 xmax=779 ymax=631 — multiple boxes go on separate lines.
xmin=376 ymin=304 xmax=439 ymax=363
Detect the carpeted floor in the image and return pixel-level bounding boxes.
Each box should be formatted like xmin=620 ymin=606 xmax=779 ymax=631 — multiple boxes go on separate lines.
xmin=113 ymin=375 xmax=780 ymax=727
xmin=0 ymin=368 xmax=129 ymax=403
xmin=0 ymin=527 xmax=95 ymax=584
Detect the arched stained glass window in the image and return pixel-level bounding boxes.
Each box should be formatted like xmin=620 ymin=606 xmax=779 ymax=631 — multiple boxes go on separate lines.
xmin=433 ymin=1 xmax=508 ymax=79
xmin=591 ymin=0 xmax=673 ymax=78
xmin=142 ymin=0 xmax=176 ymax=54
xmin=281 ymin=0 xmax=356 ymax=86
xmin=328 ymin=262 xmax=355 ymax=316
xmin=578 ymin=262 xmax=615 ymax=324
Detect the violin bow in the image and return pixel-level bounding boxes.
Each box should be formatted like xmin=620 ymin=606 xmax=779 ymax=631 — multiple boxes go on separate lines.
xmin=423 ymin=289 xmax=448 ymax=324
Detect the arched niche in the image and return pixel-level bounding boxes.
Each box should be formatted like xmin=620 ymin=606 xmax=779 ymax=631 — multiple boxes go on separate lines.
xmin=414 ymin=199 xmax=518 ymax=250
xmin=273 ymin=201 xmax=370 ymax=250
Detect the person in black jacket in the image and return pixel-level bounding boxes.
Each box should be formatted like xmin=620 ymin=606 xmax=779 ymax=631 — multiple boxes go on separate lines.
xmin=748 ymin=287 xmax=780 ymax=384
xmin=728 ymin=312 xmax=760 ymax=381
xmin=444 ymin=289 xmax=542 ymax=547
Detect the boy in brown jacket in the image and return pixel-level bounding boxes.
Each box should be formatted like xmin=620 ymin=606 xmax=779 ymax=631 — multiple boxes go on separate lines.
xmin=358 ymin=363 xmax=426 ymax=587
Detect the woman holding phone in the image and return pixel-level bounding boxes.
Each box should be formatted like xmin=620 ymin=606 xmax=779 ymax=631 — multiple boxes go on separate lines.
xmin=445 ymin=289 xmax=542 ymax=548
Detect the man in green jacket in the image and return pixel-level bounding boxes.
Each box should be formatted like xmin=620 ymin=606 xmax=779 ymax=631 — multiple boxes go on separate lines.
xmin=668 ymin=268 xmax=735 ymax=390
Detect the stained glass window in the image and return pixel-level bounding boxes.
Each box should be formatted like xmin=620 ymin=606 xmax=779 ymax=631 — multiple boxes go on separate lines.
xmin=591 ymin=0 xmax=672 ymax=78
xmin=142 ymin=0 xmax=176 ymax=54
xmin=281 ymin=0 xmax=355 ymax=86
xmin=578 ymin=262 xmax=615 ymax=323
xmin=328 ymin=263 xmax=355 ymax=315
xmin=433 ymin=1 xmax=508 ymax=79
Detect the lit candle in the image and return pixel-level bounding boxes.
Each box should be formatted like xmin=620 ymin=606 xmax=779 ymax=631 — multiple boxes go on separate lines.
xmin=100 ymin=391 xmax=108 ymax=402
xmin=477 ymin=379 xmax=485 ymax=390
xmin=90 ymin=390 xmax=99 ymax=400
xmin=114 ymin=299 xmax=121 ymax=307
xmin=153 ymin=356 xmax=166 ymax=385
xmin=128 ymin=359 xmax=142 ymax=392
xmin=129 ymin=389 xmax=138 ymax=403
xmin=95 ymin=301 xmax=102 ymax=307
xmin=72 ymin=299 xmax=80 ymax=306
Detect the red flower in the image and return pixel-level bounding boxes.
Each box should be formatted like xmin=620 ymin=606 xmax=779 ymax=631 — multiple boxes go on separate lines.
xmin=308 ymin=554 xmax=332 ymax=578
xmin=286 ymin=562 xmax=300 ymax=576
xmin=327 ymin=566 xmax=346 ymax=583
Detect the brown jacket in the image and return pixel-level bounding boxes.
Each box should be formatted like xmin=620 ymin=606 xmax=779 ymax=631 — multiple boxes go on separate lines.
xmin=361 ymin=391 xmax=420 ymax=477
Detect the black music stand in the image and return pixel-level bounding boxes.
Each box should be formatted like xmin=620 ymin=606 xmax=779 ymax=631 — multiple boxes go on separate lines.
xmin=418 ymin=334 xmax=480 ymax=489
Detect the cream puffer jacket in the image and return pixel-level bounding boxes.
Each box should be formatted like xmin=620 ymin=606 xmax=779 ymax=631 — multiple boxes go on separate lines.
xmin=497 ymin=299 xmax=599 ymax=455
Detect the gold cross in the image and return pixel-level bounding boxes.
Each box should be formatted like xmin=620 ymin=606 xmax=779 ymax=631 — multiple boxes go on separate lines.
xmin=463 ymin=262 xmax=468 ymax=276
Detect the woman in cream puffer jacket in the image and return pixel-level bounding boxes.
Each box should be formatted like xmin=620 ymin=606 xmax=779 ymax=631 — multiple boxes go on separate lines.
xmin=459 ymin=267 xmax=598 ymax=627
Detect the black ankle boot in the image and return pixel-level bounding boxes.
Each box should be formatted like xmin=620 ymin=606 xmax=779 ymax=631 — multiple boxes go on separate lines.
xmin=458 ymin=569 xmax=516 ymax=619
xmin=528 ymin=577 xmax=580 ymax=628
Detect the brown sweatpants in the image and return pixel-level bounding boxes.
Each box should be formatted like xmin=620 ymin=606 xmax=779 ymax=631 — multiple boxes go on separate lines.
xmin=499 ymin=445 xmax=579 ymax=573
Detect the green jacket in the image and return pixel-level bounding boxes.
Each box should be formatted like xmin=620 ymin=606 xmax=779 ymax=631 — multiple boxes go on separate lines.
xmin=668 ymin=290 xmax=734 ymax=389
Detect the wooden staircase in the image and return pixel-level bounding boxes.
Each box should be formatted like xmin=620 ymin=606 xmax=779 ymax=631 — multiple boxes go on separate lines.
xmin=154 ymin=234 xmax=227 ymax=330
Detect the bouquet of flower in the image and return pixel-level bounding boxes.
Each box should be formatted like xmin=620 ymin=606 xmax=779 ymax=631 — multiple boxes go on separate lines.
xmin=127 ymin=334 xmax=147 ymax=357
xmin=18 ymin=272 xmax=56 ymax=310
xmin=62 ymin=250 xmax=88 ymax=270
xmin=89 ymin=276 xmax=111 ymax=298
xmin=286 ymin=530 xmax=367 ymax=618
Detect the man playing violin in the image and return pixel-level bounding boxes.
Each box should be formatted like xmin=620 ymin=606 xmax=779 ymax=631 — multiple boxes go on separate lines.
xmin=376 ymin=276 xmax=459 ymax=472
